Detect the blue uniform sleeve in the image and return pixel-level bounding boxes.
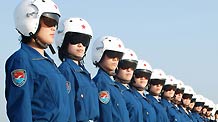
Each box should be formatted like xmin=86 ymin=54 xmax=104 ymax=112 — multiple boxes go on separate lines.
xmin=98 ymin=90 xmax=113 ymax=122
xmin=5 ymin=54 xmax=33 ymax=122
xmin=58 ymin=65 xmax=76 ymax=122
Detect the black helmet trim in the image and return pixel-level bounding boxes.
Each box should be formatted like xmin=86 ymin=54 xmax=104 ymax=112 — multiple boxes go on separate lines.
xmin=118 ymin=59 xmax=138 ymax=70
xmin=42 ymin=12 xmax=60 ymax=24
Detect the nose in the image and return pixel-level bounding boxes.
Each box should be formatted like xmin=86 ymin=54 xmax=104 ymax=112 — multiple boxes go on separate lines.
xmin=77 ymin=43 xmax=83 ymax=46
xmin=141 ymin=77 xmax=148 ymax=80
xmin=126 ymin=67 xmax=133 ymax=71
xmin=113 ymin=57 xmax=119 ymax=61
xmin=51 ymin=26 xmax=57 ymax=31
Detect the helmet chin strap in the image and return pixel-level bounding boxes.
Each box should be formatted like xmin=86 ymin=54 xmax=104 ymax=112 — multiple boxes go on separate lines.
xmin=68 ymin=54 xmax=83 ymax=61
xmin=29 ymin=32 xmax=56 ymax=54
xmin=35 ymin=38 xmax=48 ymax=49
xmin=134 ymin=86 xmax=145 ymax=91
xmin=116 ymin=76 xmax=131 ymax=84
xmin=49 ymin=45 xmax=56 ymax=54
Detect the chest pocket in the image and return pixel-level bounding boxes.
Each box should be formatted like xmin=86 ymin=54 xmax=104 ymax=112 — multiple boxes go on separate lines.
xmin=73 ymin=69 xmax=99 ymax=121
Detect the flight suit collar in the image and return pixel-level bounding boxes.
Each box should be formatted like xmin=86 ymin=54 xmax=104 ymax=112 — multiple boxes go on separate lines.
xmin=21 ymin=43 xmax=53 ymax=61
xmin=65 ymin=58 xmax=89 ymax=75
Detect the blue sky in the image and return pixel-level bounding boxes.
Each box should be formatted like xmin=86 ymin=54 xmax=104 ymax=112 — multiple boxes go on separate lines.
xmin=1 ymin=0 xmax=218 ymax=121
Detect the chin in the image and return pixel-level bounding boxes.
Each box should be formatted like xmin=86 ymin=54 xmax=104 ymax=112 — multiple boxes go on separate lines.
xmin=46 ymin=40 xmax=53 ymax=45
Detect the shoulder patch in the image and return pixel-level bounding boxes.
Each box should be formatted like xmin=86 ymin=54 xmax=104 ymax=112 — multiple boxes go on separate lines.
xmin=99 ymin=91 xmax=110 ymax=104
xmin=11 ymin=69 xmax=27 ymax=87
xmin=66 ymin=81 xmax=71 ymax=94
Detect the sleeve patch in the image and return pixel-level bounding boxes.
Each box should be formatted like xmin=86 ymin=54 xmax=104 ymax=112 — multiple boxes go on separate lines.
xmin=66 ymin=81 xmax=71 ymax=94
xmin=11 ymin=69 xmax=27 ymax=87
xmin=99 ymin=91 xmax=110 ymax=104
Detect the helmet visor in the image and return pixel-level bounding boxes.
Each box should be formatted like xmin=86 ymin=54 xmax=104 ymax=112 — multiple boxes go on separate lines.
xmin=65 ymin=32 xmax=91 ymax=47
xmin=41 ymin=16 xmax=58 ymax=28
xmin=42 ymin=12 xmax=60 ymax=24
xmin=182 ymin=93 xmax=193 ymax=99
xmin=149 ymin=79 xmax=165 ymax=86
xmin=163 ymin=85 xmax=176 ymax=91
xmin=175 ymin=88 xmax=184 ymax=94
xmin=104 ymin=50 xmax=123 ymax=60
xmin=195 ymin=102 xmax=205 ymax=107
xmin=118 ymin=60 xmax=137 ymax=70
xmin=134 ymin=69 xmax=151 ymax=79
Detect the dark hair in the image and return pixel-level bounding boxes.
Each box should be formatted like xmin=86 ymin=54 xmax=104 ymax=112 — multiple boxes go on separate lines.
xmin=215 ymin=110 xmax=218 ymax=115
xmin=20 ymin=35 xmax=32 ymax=43
xmin=58 ymin=33 xmax=70 ymax=61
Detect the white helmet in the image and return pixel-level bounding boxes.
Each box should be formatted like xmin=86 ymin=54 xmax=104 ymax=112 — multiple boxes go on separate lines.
xmin=215 ymin=104 xmax=218 ymax=111
xmin=136 ymin=60 xmax=152 ymax=73
xmin=118 ymin=48 xmax=138 ymax=69
xmin=92 ymin=36 xmax=125 ymax=65
xmin=14 ymin=0 xmax=61 ymax=36
xmin=55 ymin=17 xmax=93 ymax=48
xmin=150 ymin=69 xmax=167 ymax=80
xmin=165 ymin=75 xmax=177 ymax=86
xmin=195 ymin=94 xmax=205 ymax=103
xmin=175 ymin=79 xmax=185 ymax=90
xmin=204 ymin=97 xmax=210 ymax=106
xmin=193 ymin=94 xmax=205 ymax=108
xmin=121 ymin=48 xmax=138 ymax=61
xmin=133 ymin=60 xmax=152 ymax=82
xmin=208 ymin=99 xmax=215 ymax=110
xmin=183 ymin=85 xmax=195 ymax=95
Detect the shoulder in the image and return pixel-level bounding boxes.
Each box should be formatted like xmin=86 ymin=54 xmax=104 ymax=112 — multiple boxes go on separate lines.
xmin=6 ymin=49 xmax=29 ymax=69
xmin=58 ymin=61 xmax=70 ymax=70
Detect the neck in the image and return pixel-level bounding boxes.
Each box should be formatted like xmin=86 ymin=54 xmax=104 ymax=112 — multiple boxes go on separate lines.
xmin=28 ymin=41 xmax=44 ymax=56
xmin=163 ymin=96 xmax=171 ymax=101
xmin=122 ymin=83 xmax=129 ymax=88
xmin=152 ymin=95 xmax=159 ymax=100
xmin=138 ymin=90 xmax=144 ymax=96
xmin=72 ymin=59 xmax=79 ymax=65
xmin=115 ymin=76 xmax=130 ymax=84
xmin=99 ymin=64 xmax=116 ymax=76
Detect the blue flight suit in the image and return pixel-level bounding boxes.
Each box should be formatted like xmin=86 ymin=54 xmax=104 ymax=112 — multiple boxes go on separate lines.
xmin=5 ymin=43 xmax=70 ymax=122
xmin=161 ymin=98 xmax=182 ymax=122
xmin=161 ymin=98 xmax=173 ymax=111
xmin=115 ymin=82 xmax=143 ymax=122
xmin=179 ymin=106 xmax=194 ymax=122
xmin=167 ymin=103 xmax=185 ymax=122
xmin=131 ymin=88 xmax=156 ymax=122
xmin=192 ymin=111 xmax=204 ymax=122
xmin=93 ymin=69 xmax=130 ymax=122
xmin=146 ymin=94 xmax=170 ymax=122
xmin=58 ymin=58 xmax=99 ymax=122
xmin=188 ymin=111 xmax=197 ymax=122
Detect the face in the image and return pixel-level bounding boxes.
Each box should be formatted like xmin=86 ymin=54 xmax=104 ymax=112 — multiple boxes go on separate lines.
xmin=150 ymin=84 xmax=163 ymax=96
xmin=182 ymin=98 xmax=191 ymax=107
xmin=206 ymin=111 xmax=211 ymax=117
xmin=189 ymin=102 xmax=195 ymax=110
xmin=163 ymin=89 xmax=175 ymax=98
xmin=175 ymin=93 xmax=183 ymax=102
xmin=133 ymin=76 xmax=149 ymax=89
xmin=36 ymin=16 xmax=57 ymax=45
xmin=99 ymin=55 xmax=120 ymax=72
xmin=195 ymin=106 xmax=203 ymax=113
xmin=215 ymin=114 xmax=218 ymax=119
xmin=202 ymin=108 xmax=207 ymax=114
xmin=117 ymin=68 xmax=134 ymax=83
xmin=68 ymin=43 xmax=86 ymax=59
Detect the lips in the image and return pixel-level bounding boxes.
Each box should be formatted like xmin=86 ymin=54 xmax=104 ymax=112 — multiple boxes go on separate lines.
xmin=50 ymin=34 xmax=54 ymax=38
xmin=77 ymin=49 xmax=84 ymax=53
